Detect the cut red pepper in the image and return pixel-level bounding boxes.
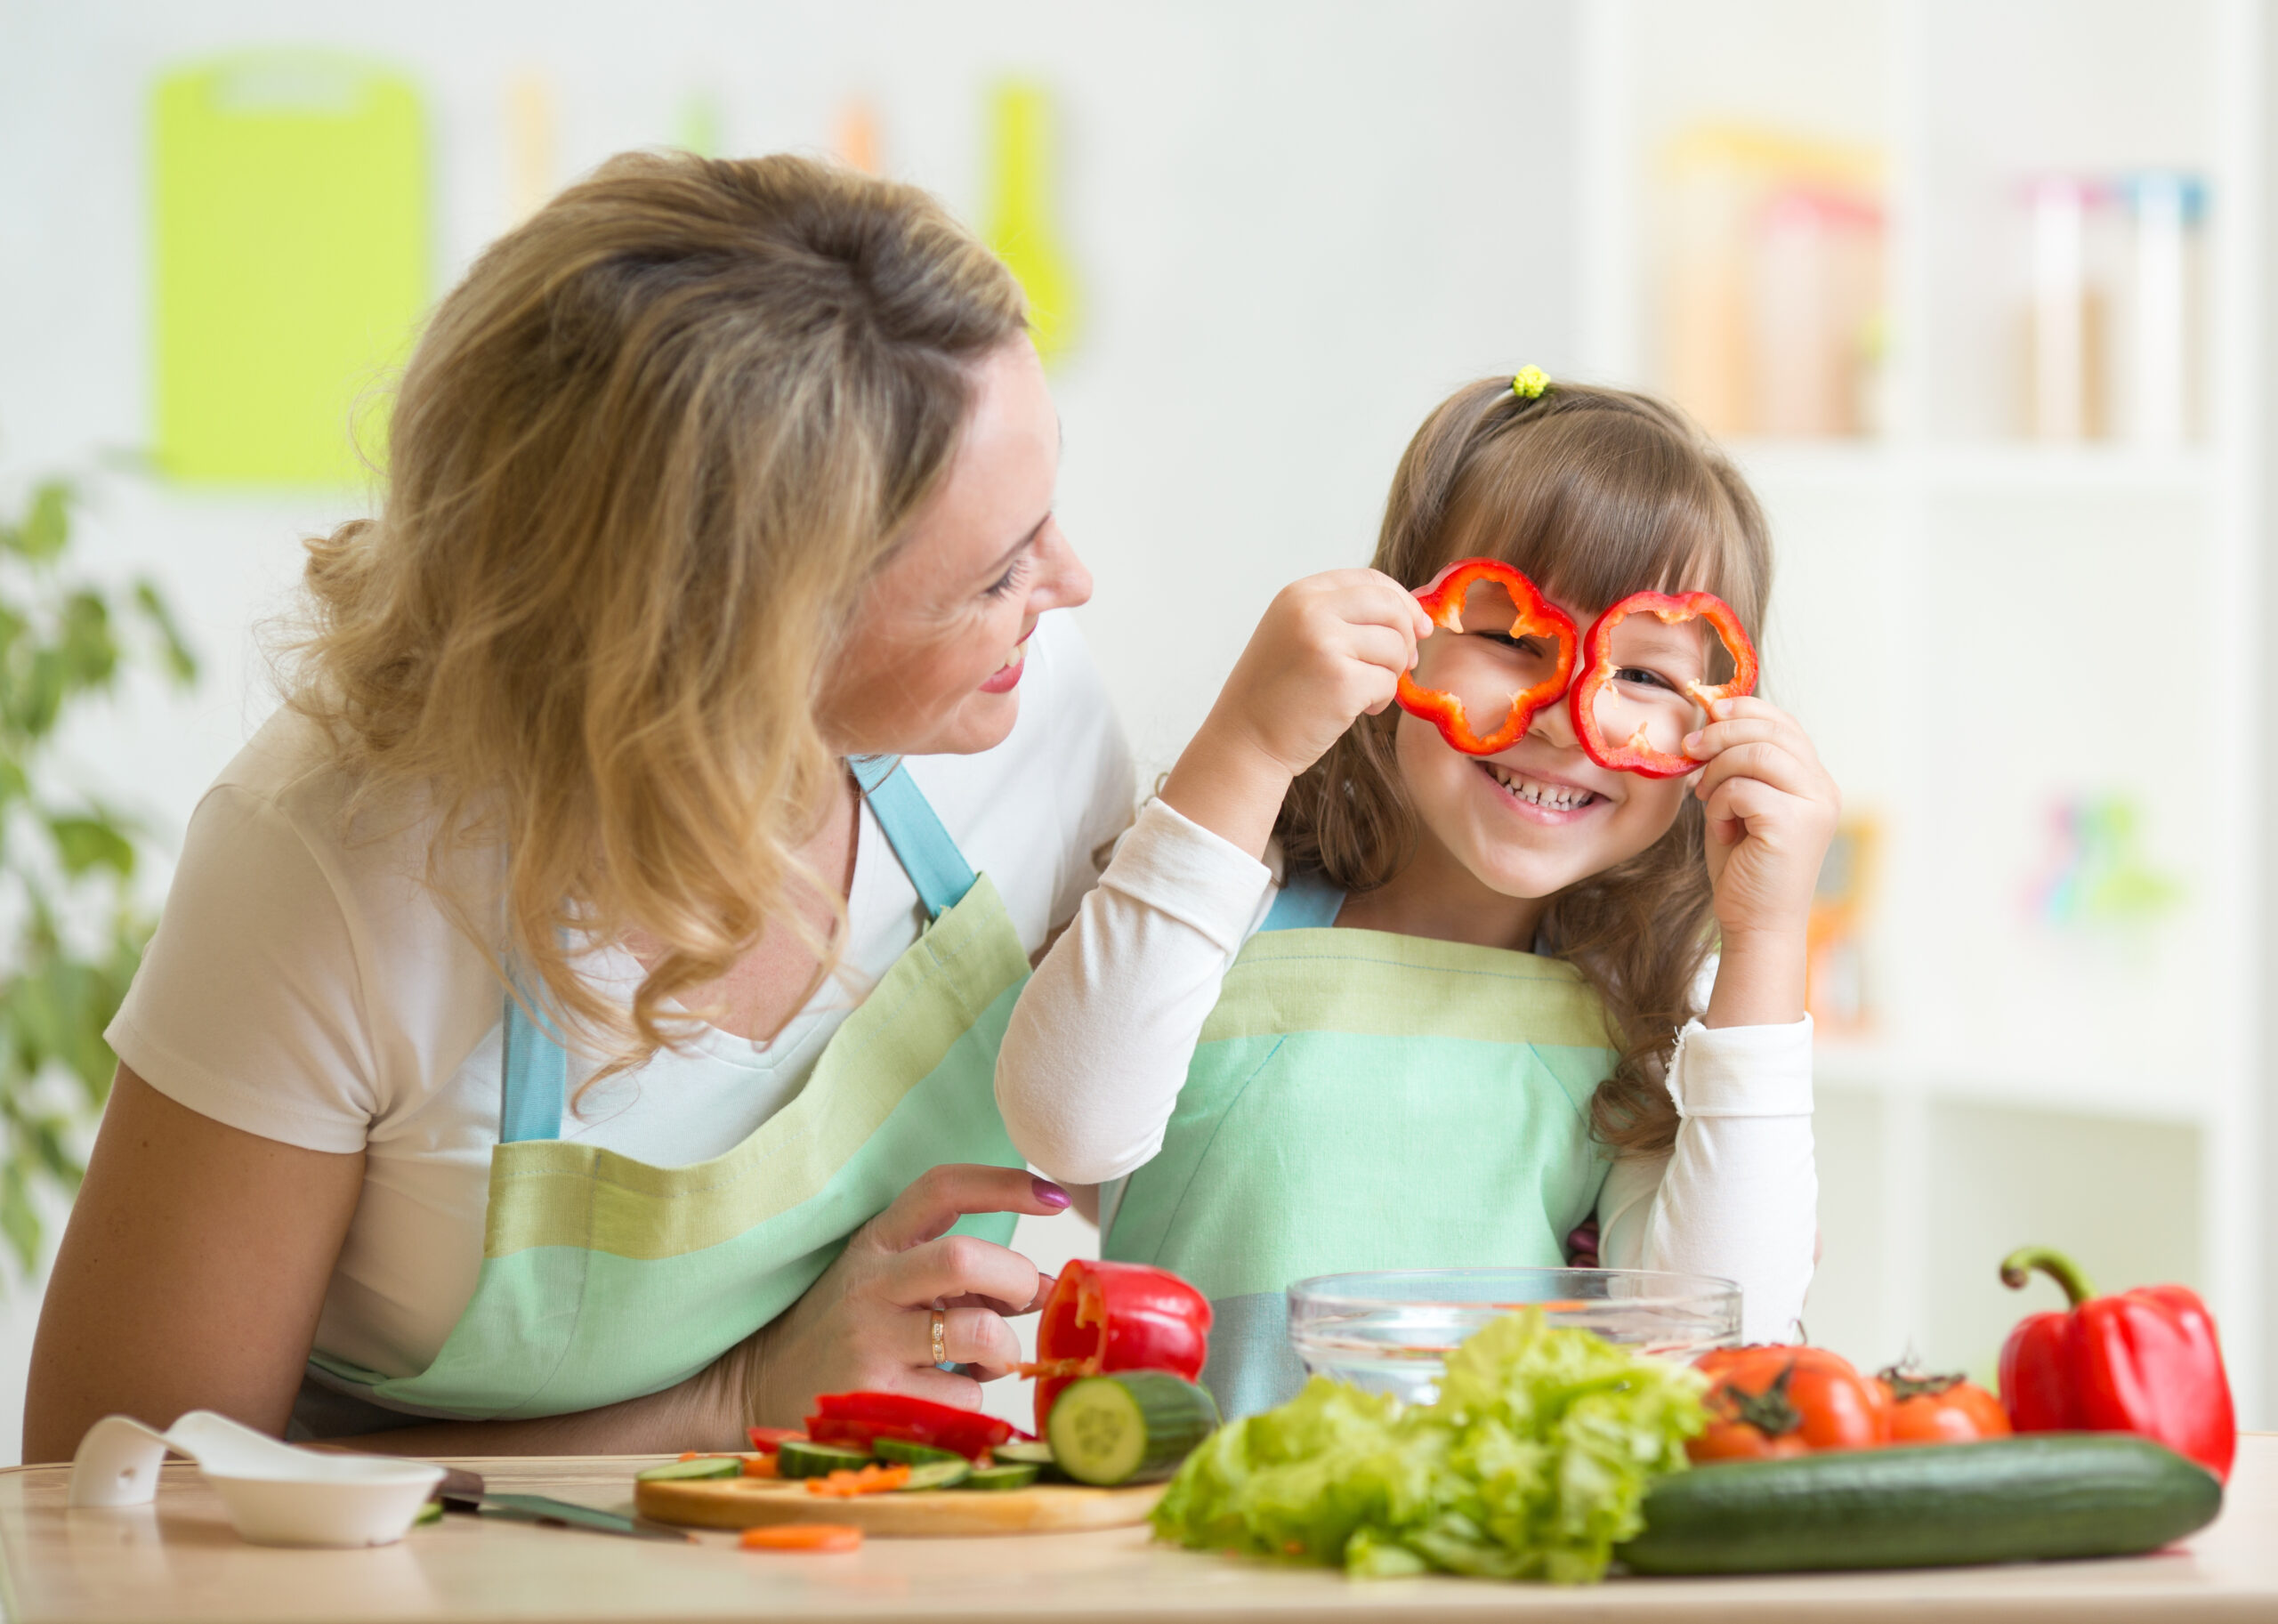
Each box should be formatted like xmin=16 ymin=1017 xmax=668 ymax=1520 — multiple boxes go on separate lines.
xmin=1393 ymin=558 xmax=1579 ymax=755
xmin=803 ymin=1391 xmax=1018 ymax=1461
xmin=1998 ymin=1246 xmax=2236 ymax=1483
xmin=1023 ymin=1259 xmax=1212 ymax=1434
xmin=1568 ymin=590 xmax=1759 ymax=779
xmin=744 ymin=1426 xmax=805 ymax=1455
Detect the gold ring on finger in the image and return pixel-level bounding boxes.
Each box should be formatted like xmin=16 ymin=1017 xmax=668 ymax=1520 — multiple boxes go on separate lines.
xmin=929 ymin=1307 xmax=948 ymax=1365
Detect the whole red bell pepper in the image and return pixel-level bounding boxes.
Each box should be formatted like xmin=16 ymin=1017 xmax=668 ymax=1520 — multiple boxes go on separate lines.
xmin=803 ymin=1391 xmax=1019 ymax=1460
xmin=1568 ymin=590 xmax=1758 ymax=779
xmin=1393 ymin=557 xmax=1579 ymax=755
xmin=1024 ymin=1259 xmax=1212 ymax=1433
xmin=1998 ymin=1246 xmax=2236 ymax=1483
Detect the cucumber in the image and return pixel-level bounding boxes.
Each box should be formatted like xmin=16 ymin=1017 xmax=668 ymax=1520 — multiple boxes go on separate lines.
xmin=895 ymin=1458 xmax=973 ymax=1491
xmin=874 ymin=1438 xmax=965 ymax=1466
xmin=1619 ymin=1434 xmax=2222 ymax=1575
xmin=775 ymin=1439 xmax=875 ymax=1479
xmin=961 ymin=1462 xmax=1041 ymax=1491
xmin=991 ymin=1441 xmax=1055 ymax=1467
xmin=1046 ymin=1372 xmax=1221 ymax=1487
xmin=634 ymin=1454 xmax=743 ymax=1483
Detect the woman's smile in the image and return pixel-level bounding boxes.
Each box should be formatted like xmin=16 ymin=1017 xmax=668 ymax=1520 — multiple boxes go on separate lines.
xmin=980 ymin=637 xmax=1030 ymax=693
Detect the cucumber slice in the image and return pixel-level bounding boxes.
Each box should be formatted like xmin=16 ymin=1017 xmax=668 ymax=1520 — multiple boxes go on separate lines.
xmin=635 ymin=1454 xmax=744 ymax=1483
xmin=961 ymin=1462 xmax=1041 ymax=1491
xmin=874 ymin=1437 xmax=965 ymax=1466
xmin=1046 ymin=1372 xmax=1221 ymax=1486
xmin=895 ymin=1458 xmax=973 ymax=1491
xmin=775 ymin=1439 xmax=875 ymax=1479
xmin=990 ymin=1441 xmax=1055 ymax=1466
xmin=413 ymin=1497 xmax=444 ymax=1526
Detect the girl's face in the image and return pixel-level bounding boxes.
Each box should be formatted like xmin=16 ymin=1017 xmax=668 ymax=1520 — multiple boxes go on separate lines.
xmin=823 ymin=337 xmax=1092 ymax=757
xmin=1394 ymin=580 xmax=1709 ymax=909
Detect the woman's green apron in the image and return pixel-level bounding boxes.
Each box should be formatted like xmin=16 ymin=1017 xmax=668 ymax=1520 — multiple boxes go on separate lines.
xmin=295 ymin=756 xmax=1028 ymax=1432
xmin=1103 ymin=874 xmax=1620 ymax=1420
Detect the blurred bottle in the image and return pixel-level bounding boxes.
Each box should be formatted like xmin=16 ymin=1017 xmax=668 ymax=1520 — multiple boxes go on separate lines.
xmin=2112 ymin=172 xmax=2207 ymax=448
xmin=984 ymin=82 xmax=1079 ymax=368
xmin=1660 ymin=125 xmax=1885 ymax=440
xmin=2021 ymin=175 xmax=2108 ymax=441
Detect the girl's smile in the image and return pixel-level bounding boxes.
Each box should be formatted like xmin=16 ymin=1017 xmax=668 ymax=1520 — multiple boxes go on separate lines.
xmin=1475 ymin=756 xmax=1609 ymax=824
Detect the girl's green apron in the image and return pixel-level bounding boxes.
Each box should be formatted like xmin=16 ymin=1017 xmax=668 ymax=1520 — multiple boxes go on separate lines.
xmin=1103 ymin=874 xmax=1620 ymax=1420
xmin=294 ymin=756 xmax=1027 ymax=1434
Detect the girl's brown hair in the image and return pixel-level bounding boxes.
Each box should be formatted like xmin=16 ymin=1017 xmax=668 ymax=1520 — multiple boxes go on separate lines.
xmin=287 ymin=150 xmax=1025 ymax=1067
xmin=1278 ymin=378 xmax=1773 ymax=1155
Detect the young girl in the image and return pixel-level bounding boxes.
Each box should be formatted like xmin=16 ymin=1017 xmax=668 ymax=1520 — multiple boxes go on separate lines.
xmin=997 ymin=375 xmax=1833 ymax=1417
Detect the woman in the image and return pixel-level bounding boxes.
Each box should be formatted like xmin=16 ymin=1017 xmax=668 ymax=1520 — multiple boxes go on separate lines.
xmin=23 ymin=152 xmax=1130 ymax=1460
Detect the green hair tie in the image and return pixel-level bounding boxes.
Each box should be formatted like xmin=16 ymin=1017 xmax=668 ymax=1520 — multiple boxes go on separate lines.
xmin=1512 ymin=366 xmax=1552 ymax=400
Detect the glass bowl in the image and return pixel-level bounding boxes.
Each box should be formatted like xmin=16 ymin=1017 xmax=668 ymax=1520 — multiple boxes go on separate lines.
xmin=1287 ymin=1266 xmax=1741 ymax=1406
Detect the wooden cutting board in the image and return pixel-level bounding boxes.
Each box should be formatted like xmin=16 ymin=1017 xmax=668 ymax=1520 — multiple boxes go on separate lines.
xmin=634 ymin=1475 xmax=1166 ymax=1538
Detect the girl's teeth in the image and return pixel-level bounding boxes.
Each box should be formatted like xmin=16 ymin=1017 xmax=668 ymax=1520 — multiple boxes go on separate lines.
xmin=998 ymin=641 xmax=1028 ymax=674
xmin=1482 ymin=761 xmax=1594 ymax=812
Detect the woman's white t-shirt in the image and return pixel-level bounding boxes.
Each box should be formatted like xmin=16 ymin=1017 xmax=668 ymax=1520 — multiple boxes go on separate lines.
xmin=105 ymin=612 xmax=1134 ymax=1382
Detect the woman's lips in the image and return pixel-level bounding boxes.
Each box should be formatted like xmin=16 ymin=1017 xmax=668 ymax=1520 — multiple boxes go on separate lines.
xmin=980 ymin=641 xmax=1029 ymax=694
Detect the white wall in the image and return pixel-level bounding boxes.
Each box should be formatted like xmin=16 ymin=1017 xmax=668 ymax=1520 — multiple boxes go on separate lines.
xmin=0 ymin=0 xmax=1580 ymax=1459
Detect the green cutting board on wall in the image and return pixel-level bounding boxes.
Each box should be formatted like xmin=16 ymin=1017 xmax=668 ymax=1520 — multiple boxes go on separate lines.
xmin=151 ymin=53 xmax=429 ymax=486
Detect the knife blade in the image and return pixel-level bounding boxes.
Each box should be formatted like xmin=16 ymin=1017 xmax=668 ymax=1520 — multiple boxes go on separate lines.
xmin=434 ymin=1466 xmax=694 ymax=1542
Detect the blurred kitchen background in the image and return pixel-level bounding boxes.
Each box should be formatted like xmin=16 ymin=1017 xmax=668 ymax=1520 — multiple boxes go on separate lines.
xmin=2 ymin=0 xmax=2274 ymax=1458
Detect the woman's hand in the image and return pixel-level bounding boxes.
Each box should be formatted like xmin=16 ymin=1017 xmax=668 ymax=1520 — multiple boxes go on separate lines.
xmin=734 ymin=1164 xmax=1070 ymax=1429
xmin=1682 ymin=696 xmax=1841 ymax=1029
xmin=1161 ymin=570 xmax=1432 ymax=857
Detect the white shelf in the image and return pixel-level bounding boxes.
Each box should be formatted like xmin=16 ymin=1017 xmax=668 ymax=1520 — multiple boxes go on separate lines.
xmin=1725 ymin=437 xmax=2217 ymax=493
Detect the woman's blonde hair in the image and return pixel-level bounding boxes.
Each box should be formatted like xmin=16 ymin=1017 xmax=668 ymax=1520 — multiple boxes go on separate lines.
xmin=288 ymin=150 xmax=1025 ymax=1067
xmin=1278 ymin=378 xmax=1773 ymax=1155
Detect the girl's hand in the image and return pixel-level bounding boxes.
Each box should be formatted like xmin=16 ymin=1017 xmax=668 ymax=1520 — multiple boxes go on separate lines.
xmin=736 ymin=1164 xmax=1070 ymax=1429
xmin=1682 ymin=697 xmax=1841 ymax=1028
xmin=1162 ymin=570 xmax=1432 ymax=857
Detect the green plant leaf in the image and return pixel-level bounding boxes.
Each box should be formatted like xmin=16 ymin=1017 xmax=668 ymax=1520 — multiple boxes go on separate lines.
xmin=45 ymin=815 xmax=134 ymax=878
xmin=133 ymin=580 xmax=199 ymax=687
xmin=19 ymin=646 xmax=64 ymax=738
xmin=58 ymin=592 xmax=118 ymax=691
xmin=10 ymin=481 xmax=72 ymax=564
xmin=0 ymin=1162 xmax=37 ymax=1274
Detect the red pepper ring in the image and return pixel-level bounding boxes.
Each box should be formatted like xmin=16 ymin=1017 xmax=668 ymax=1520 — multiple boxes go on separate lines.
xmin=1393 ymin=559 xmax=1579 ymax=755
xmin=1568 ymin=590 xmax=1759 ymax=779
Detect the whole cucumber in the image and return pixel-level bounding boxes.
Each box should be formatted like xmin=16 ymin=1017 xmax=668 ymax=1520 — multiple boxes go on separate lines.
xmin=1619 ymin=1434 xmax=2221 ymax=1575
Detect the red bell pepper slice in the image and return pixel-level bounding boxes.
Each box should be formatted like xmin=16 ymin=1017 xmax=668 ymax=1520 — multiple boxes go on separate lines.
xmin=744 ymin=1426 xmax=806 ymax=1455
xmin=1568 ymin=590 xmax=1759 ymax=779
xmin=1998 ymin=1246 xmax=2237 ymax=1483
xmin=1393 ymin=558 xmax=1579 ymax=755
xmin=803 ymin=1391 xmax=1020 ymax=1460
xmin=1022 ymin=1259 xmax=1212 ymax=1434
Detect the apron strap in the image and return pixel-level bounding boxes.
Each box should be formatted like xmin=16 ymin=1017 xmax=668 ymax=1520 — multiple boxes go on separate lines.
xmin=497 ymin=755 xmax=979 ymax=1143
xmin=498 ymin=974 xmax=569 ymax=1144
xmin=1259 ymin=869 xmax=1346 ymax=932
xmin=849 ymin=755 xmax=977 ymax=922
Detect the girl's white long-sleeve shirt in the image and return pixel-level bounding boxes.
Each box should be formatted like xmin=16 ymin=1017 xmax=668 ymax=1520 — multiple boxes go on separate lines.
xmin=997 ymin=798 xmax=1818 ymax=1343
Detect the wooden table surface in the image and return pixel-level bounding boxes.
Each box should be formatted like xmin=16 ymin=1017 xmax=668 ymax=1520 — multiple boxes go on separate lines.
xmin=4 ymin=1436 xmax=2273 ymax=1623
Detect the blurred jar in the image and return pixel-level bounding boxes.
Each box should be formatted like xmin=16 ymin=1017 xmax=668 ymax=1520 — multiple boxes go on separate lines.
xmin=2112 ymin=172 xmax=2208 ymax=448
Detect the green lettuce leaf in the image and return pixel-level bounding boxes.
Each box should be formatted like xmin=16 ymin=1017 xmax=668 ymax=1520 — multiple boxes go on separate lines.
xmin=1151 ymin=1309 xmax=1707 ymax=1583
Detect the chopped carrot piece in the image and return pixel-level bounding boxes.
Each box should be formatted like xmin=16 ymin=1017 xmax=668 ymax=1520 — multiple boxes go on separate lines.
xmin=740 ymin=1454 xmax=779 ymax=1478
xmin=740 ymin=1523 xmax=862 ymax=1553
xmin=804 ymin=1463 xmax=911 ymax=1498
xmin=678 ymin=1451 xmax=701 ymax=1461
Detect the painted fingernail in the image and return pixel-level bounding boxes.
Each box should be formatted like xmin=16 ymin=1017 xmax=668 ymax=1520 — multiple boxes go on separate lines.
xmin=1032 ymin=1176 xmax=1070 ymax=1209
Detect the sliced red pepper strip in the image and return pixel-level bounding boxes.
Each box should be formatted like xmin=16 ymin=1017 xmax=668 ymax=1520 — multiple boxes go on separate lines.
xmin=744 ymin=1426 xmax=805 ymax=1455
xmin=1568 ymin=590 xmax=1758 ymax=779
xmin=804 ymin=1391 xmax=1017 ymax=1460
xmin=1024 ymin=1259 xmax=1212 ymax=1434
xmin=1999 ymin=1246 xmax=2237 ymax=1483
xmin=1393 ymin=558 xmax=1579 ymax=755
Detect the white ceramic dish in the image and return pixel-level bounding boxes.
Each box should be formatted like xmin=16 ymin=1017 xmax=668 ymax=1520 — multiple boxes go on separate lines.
xmin=69 ymin=1410 xmax=444 ymax=1547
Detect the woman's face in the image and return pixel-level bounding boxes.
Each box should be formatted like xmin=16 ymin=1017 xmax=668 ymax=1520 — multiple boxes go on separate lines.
xmin=823 ymin=337 xmax=1091 ymax=757
xmin=1393 ymin=586 xmax=1704 ymax=905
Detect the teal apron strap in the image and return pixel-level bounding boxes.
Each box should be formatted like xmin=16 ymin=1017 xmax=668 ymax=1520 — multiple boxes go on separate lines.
xmin=850 ymin=755 xmax=977 ymax=921
xmin=1259 ymin=869 xmax=1345 ymax=931
xmin=498 ymin=975 xmax=568 ymax=1144
xmin=497 ymin=756 xmax=979 ymax=1143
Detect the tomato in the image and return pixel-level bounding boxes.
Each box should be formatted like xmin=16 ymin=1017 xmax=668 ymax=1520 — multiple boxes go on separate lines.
xmin=1878 ymin=1367 xmax=2012 ymax=1444
xmin=1689 ymin=1345 xmax=1892 ymax=1463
